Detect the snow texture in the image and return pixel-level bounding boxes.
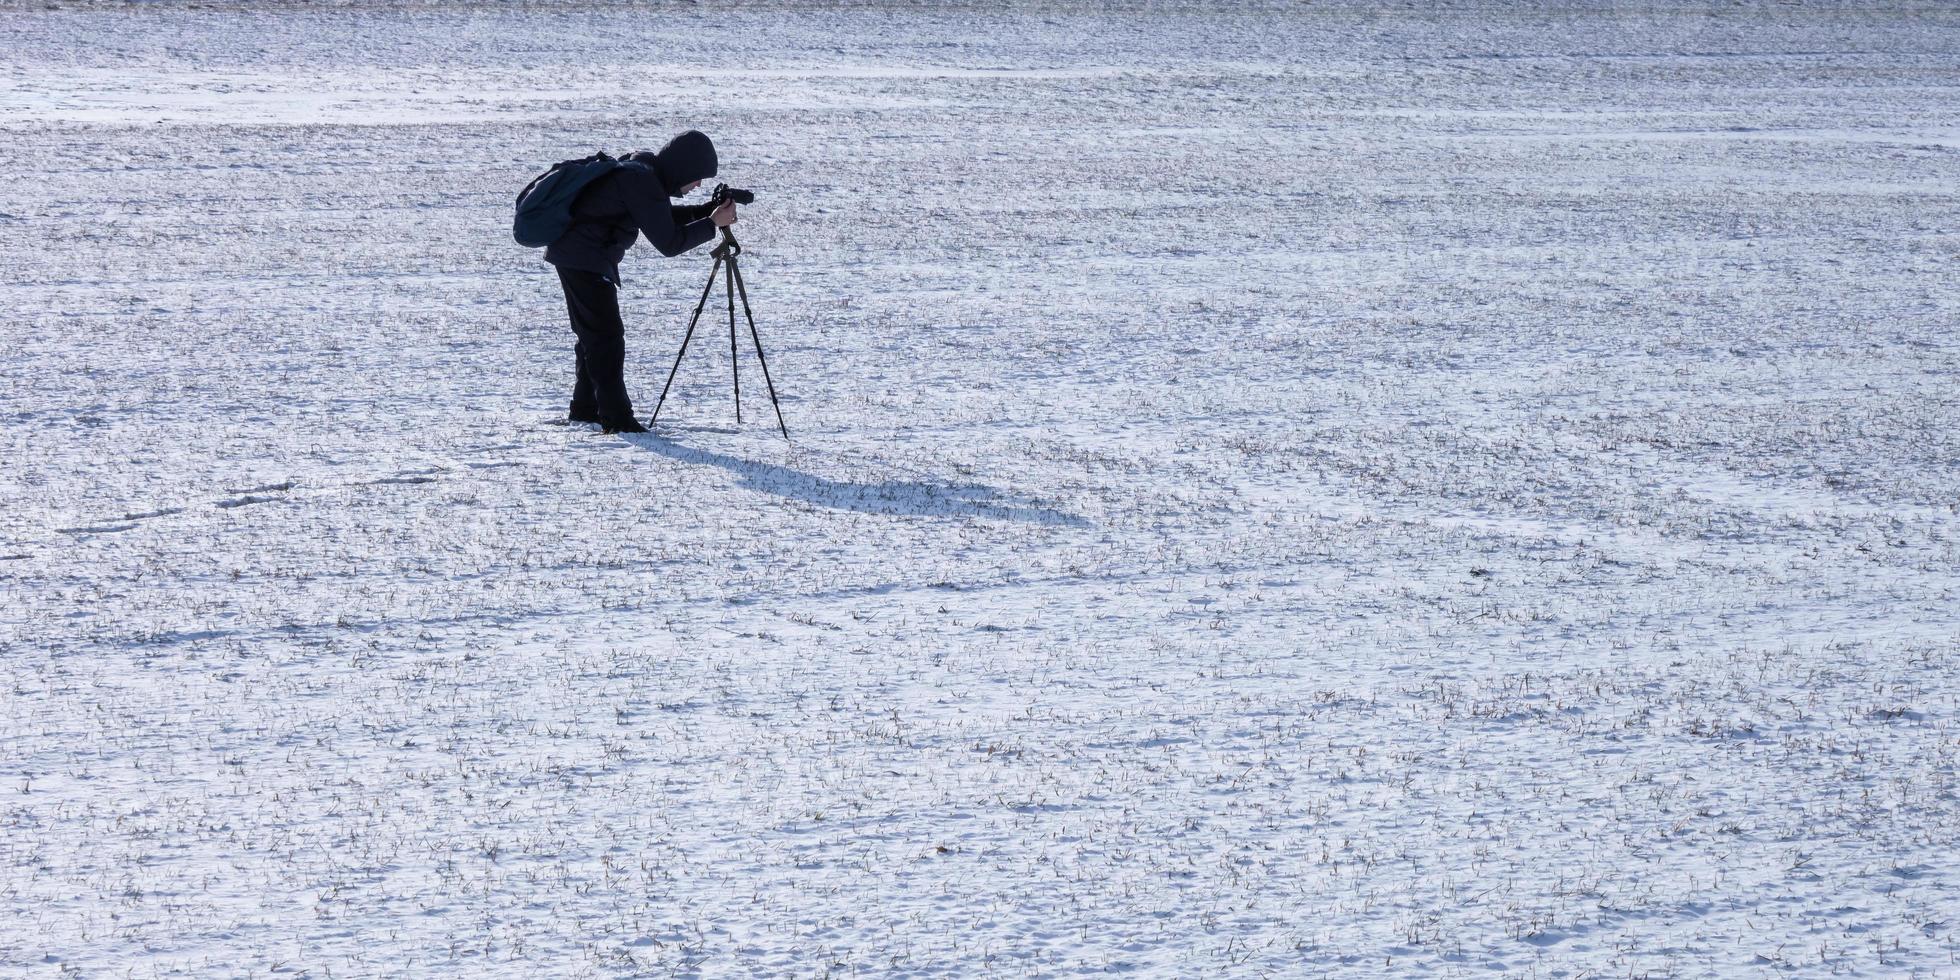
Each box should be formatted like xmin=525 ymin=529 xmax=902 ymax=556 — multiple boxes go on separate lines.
xmin=2 ymin=1 xmax=1957 ymax=976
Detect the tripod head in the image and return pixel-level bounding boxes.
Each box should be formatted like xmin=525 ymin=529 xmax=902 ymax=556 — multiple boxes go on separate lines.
xmin=710 ymin=226 xmax=741 ymax=260
xmin=706 ymin=183 xmax=751 ymax=258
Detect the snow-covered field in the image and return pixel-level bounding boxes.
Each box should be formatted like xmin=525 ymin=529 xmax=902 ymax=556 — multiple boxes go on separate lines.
xmin=3 ymin=1 xmax=1957 ymax=975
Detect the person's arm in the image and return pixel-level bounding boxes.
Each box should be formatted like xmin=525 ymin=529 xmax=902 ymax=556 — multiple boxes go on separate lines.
xmin=671 ymin=202 xmax=716 ymax=225
xmin=621 ymin=169 xmax=717 ymax=257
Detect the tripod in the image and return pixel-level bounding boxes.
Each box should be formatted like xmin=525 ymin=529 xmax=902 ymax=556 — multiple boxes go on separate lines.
xmin=649 ymin=227 xmax=789 ymax=439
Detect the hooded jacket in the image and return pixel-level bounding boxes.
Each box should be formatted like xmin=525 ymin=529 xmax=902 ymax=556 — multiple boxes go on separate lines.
xmin=543 ymin=130 xmax=721 ymax=283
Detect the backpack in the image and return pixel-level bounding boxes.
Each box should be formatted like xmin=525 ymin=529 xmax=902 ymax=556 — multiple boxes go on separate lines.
xmin=513 ymin=152 xmax=623 ymax=247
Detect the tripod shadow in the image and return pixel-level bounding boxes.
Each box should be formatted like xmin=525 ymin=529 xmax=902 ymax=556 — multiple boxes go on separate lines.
xmin=625 ymin=434 xmax=1092 ymax=527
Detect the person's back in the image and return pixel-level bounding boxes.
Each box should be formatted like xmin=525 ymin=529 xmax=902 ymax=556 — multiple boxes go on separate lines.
xmin=540 ymin=130 xmax=734 ymax=433
xmin=546 ymin=131 xmax=722 ymax=285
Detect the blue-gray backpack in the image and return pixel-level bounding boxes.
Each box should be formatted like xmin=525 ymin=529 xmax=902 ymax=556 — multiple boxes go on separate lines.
xmin=513 ymin=152 xmax=623 ymax=247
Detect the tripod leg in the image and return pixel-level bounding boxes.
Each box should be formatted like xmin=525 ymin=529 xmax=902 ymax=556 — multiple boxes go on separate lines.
xmin=652 ymin=255 xmax=722 ymax=426
xmin=726 ymin=259 xmax=741 ymax=424
xmin=729 ymin=259 xmax=789 ymax=440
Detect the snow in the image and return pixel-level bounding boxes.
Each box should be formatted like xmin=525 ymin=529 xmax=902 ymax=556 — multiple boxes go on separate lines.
xmin=3 ymin=1 xmax=1957 ymax=976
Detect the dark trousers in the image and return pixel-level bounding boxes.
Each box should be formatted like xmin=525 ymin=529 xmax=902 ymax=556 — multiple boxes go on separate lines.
xmin=557 ymin=266 xmax=634 ymax=426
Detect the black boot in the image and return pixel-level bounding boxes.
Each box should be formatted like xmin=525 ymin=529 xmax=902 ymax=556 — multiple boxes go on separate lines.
xmin=603 ymin=418 xmax=648 ymax=435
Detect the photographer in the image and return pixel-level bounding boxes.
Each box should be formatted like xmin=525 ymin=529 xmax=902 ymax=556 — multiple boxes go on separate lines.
xmin=543 ymin=130 xmax=736 ymax=433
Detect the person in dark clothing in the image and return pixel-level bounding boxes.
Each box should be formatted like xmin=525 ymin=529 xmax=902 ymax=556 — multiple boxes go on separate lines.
xmin=544 ymin=130 xmax=737 ymax=432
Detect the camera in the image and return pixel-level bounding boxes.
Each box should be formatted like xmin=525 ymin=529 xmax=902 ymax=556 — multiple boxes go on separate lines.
xmin=708 ymin=183 xmax=754 ymax=207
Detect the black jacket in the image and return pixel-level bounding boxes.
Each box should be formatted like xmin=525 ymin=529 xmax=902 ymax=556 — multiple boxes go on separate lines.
xmin=544 ymin=130 xmax=721 ymax=282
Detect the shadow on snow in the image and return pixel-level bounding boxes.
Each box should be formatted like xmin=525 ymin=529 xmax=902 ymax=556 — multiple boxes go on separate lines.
xmin=625 ymin=433 xmax=1090 ymax=527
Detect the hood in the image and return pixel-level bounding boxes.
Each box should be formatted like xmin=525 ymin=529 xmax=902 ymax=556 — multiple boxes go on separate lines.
xmin=637 ymin=130 xmax=717 ymax=198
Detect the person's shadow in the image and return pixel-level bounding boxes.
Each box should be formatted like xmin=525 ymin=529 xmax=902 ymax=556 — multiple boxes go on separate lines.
xmin=624 ymin=433 xmax=1090 ymax=527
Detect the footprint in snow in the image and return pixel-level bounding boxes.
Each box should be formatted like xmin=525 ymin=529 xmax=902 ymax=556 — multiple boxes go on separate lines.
xmin=53 ymin=505 xmax=189 ymax=536
xmin=216 ymin=481 xmax=296 ymax=507
xmin=367 ymin=467 xmax=444 ymax=486
xmin=56 ymin=523 xmax=139 ymax=535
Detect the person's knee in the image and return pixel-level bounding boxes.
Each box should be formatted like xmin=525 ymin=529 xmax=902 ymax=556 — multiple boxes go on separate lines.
xmin=584 ymin=336 xmax=627 ymax=371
